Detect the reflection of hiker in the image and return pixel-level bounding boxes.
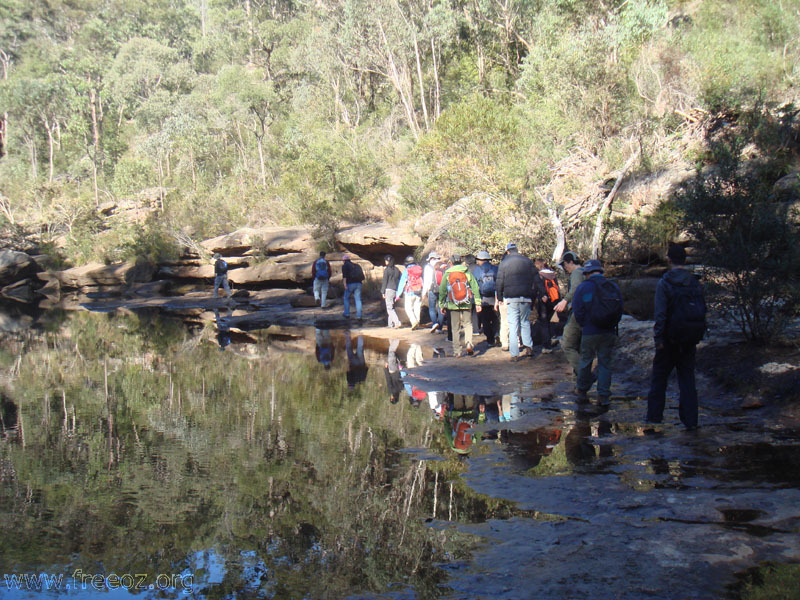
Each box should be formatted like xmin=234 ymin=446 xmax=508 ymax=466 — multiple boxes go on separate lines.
xmin=422 ymin=252 xmax=445 ymax=332
xmin=536 ymin=266 xmax=560 ymax=352
xmin=312 ymin=251 xmax=331 ymax=308
xmin=345 ymin=333 xmax=368 ymax=388
xmin=646 ymin=245 xmax=706 ymax=430
xmin=315 ymin=328 xmax=334 ymax=370
xmin=396 ymin=256 xmax=424 ymax=330
xmin=442 ymin=394 xmax=485 ymax=454
xmin=496 ymin=243 xmax=543 ymax=362
xmin=572 ymin=259 xmax=623 ymax=405
xmin=385 ymin=338 xmax=404 ymax=403
xmin=438 ymin=253 xmax=482 ymax=357
xmin=381 ymin=255 xmax=403 ymax=328
xmin=405 ymin=343 xmax=424 ymax=368
xmin=213 ymin=253 xmax=232 ymax=298
xmin=341 ymin=255 xmax=364 ymax=321
xmin=554 ymin=251 xmax=584 ymax=374
xmin=214 ymin=307 xmax=232 ymax=350
xmin=472 ymin=250 xmax=499 ymax=346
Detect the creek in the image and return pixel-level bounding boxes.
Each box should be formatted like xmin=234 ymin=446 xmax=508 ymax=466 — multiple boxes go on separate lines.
xmin=0 ymin=311 xmax=798 ymax=599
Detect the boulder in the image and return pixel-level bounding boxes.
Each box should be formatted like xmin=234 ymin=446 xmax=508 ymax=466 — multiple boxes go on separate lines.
xmin=228 ymin=252 xmax=373 ymax=286
xmin=0 ymin=250 xmax=38 ymax=286
xmin=335 ymin=223 xmax=423 ymax=261
xmin=158 ymin=256 xmax=250 ymax=280
xmin=201 ymin=226 xmax=314 ymax=256
xmin=616 ymin=277 xmax=660 ymax=320
xmin=772 ymin=172 xmax=800 ymax=200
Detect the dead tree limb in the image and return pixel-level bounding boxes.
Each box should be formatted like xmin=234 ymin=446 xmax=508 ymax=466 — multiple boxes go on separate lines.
xmin=590 ymin=147 xmax=641 ymax=259
xmin=538 ymin=190 xmax=566 ymax=264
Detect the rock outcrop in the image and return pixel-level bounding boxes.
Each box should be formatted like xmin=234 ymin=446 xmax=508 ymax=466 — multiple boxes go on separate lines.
xmin=335 ymin=222 xmax=423 ymax=262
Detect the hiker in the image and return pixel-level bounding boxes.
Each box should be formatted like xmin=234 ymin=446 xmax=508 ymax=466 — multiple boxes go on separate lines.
xmin=572 ymin=259 xmax=624 ymax=405
xmin=341 ymin=254 xmax=364 ymax=320
xmin=212 ymin=253 xmax=232 ymax=299
xmin=472 ymin=250 xmax=500 ymax=346
xmin=438 ymin=253 xmax=482 ymax=357
xmin=422 ymin=252 xmax=445 ymax=332
xmin=495 ymin=243 xmax=544 ymax=362
xmin=496 ymin=247 xmax=512 ymax=350
xmin=380 ymin=255 xmax=402 ymax=328
xmin=311 ymin=251 xmax=331 ymax=308
xmin=345 ymin=333 xmax=368 ymax=389
xmin=646 ymin=245 xmax=706 ymax=430
xmin=396 ymin=255 xmax=424 ymax=329
xmin=554 ymin=251 xmax=584 ymax=374
xmin=536 ymin=266 xmax=560 ymax=353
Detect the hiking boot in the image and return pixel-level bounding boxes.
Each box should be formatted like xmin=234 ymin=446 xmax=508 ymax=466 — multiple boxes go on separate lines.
xmin=466 ymin=344 xmax=474 ymax=356
xmin=575 ymin=388 xmax=590 ymax=403
xmin=521 ymin=346 xmax=533 ymax=358
xmin=430 ymin=323 xmax=440 ymax=333
xmin=597 ymin=395 xmax=611 ymax=407
xmin=510 ymin=355 xmax=522 ymax=362
xmin=540 ymin=347 xmax=554 ymax=354
xmin=411 ymin=323 xmax=419 ymax=331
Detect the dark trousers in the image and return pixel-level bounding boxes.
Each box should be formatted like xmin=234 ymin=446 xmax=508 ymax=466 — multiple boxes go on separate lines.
xmin=646 ymin=341 xmax=698 ymax=428
xmin=478 ymin=299 xmax=498 ymax=343
xmin=534 ymin=302 xmax=554 ymax=348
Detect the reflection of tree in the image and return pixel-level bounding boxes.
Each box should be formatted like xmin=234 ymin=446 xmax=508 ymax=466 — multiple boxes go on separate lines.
xmin=0 ymin=312 xmax=515 ymax=597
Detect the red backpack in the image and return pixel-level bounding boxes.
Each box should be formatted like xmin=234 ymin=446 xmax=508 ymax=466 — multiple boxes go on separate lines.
xmin=406 ymin=264 xmax=423 ymax=293
xmin=434 ymin=262 xmax=447 ymax=286
xmin=545 ymin=279 xmax=560 ymax=303
xmin=447 ymin=270 xmax=472 ymax=305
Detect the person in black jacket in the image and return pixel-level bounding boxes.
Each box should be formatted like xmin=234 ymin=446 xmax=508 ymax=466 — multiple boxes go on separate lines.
xmin=495 ymin=243 xmax=545 ymax=362
xmin=341 ymin=254 xmax=363 ymax=320
xmin=381 ymin=255 xmax=402 ymax=328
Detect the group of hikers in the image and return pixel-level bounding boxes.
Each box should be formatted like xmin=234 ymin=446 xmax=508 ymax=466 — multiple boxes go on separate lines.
xmin=212 ymin=240 xmax=705 ymax=431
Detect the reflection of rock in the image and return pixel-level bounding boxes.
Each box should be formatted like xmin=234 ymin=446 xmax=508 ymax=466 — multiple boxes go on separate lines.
xmin=335 ymin=222 xmax=422 ymax=261
xmin=38 ymin=261 xmax=155 ymax=289
xmin=0 ymin=250 xmax=38 ymax=286
xmin=0 ymin=312 xmax=34 ymax=332
xmin=0 ymin=279 xmax=36 ymax=303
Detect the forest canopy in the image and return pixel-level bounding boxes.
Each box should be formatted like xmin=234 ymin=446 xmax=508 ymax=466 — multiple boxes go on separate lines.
xmin=1 ymin=0 xmax=798 ymax=262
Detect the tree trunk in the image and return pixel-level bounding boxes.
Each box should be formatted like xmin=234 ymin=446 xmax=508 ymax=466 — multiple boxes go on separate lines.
xmin=89 ymin=83 xmax=101 ymax=206
xmin=590 ymin=148 xmax=640 ymax=259
xmin=413 ymin=34 xmax=429 ymax=131
xmin=542 ymin=191 xmax=566 ymax=264
xmin=257 ymin=136 xmax=267 ymax=188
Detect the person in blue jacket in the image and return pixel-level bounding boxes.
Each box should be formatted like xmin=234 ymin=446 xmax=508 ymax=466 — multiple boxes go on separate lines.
xmin=572 ymin=259 xmax=623 ymax=406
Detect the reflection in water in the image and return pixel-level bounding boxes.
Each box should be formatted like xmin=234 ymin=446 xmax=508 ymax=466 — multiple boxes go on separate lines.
xmin=0 ymin=312 xmax=489 ymax=599
xmin=214 ymin=307 xmax=232 ymax=350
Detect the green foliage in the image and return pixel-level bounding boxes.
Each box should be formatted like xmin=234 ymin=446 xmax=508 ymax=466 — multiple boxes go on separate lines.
xmin=675 ymin=106 xmax=800 ymax=342
xmin=737 ymin=563 xmax=800 ymax=600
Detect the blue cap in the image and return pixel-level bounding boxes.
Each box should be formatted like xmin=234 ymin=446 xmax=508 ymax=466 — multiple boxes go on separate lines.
xmin=582 ymin=259 xmax=604 ymax=274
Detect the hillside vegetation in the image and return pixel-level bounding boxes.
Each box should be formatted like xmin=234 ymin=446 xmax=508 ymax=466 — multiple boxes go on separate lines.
xmin=0 ymin=0 xmax=798 ymax=265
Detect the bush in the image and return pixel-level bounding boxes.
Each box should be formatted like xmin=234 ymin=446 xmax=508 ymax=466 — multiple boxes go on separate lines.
xmin=675 ymin=107 xmax=800 ymax=341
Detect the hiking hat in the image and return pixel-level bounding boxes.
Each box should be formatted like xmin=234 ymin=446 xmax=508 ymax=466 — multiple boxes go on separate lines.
xmin=342 ymin=254 xmax=351 ymax=261
xmin=582 ymin=259 xmax=604 ymax=274
xmin=539 ymin=268 xmax=556 ymax=280
xmin=558 ymin=251 xmax=579 ymax=266
xmin=404 ymin=255 xmax=415 ymax=265
xmin=505 ymin=242 xmax=517 ymax=251
xmin=213 ymin=253 xmax=221 ymax=259
xmin=428 ymin=251 xmax=440 ymax=261
xmin=476 ymin=250 xmax=491 ymax=260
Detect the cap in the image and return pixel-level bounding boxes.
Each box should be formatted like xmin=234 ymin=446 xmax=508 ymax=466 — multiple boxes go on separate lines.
xmin=539 ymin=268 xmax=556 ymax=279
xmin=476 ymin=250 xmax=491 ymax=260
xmin=505 ymin=242 xmax=517 ymax=251
xmin=404 ymin=255 xmax=415 ymax=265
xmin=428 ymin=252 xmax=440 ymax=261
xmin=342 ymin=254 xmax=351 ymax=261
xmin=582 ymin=259 xmax=604 ymax=274
xmin=213 ymin=253 xmax=221 ymax=259
xmin=558 ymin=251 xmax=579 ymax=266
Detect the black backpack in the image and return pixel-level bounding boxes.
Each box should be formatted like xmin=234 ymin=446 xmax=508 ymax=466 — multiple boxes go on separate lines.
xmin=215 ymin=259 xmax=228 ymax=275
xmin=588 ymin=277 xmax=624 ymax=329
xmin=349 ymin=262 xmax=365 ymax=283
xmin=665 ymin=277 xmax=706 ymax=344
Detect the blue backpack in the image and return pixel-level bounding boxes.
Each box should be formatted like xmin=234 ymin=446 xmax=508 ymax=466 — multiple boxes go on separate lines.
xmin=588 ymin=277 xmax=624 ymax=329
xmin=477 ymin=263 xmax=497 ymax=297
xmin=315 ymin=258 xmax=329 ymax=279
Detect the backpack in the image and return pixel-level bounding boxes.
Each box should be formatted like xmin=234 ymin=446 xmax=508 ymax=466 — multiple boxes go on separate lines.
xmin=544 ymin=279 xmax=560 ymax=303
xmin=477 ymin=264 xmax=496 ymax=297
xmin=348 ymin=262 xmax=364 ymax=283
xmin=452 ymin=418 xmax=474 ymax=452
xmin=434 ymin=262 xmax=447 ymax=286
xmin=447 ymin=270 xmax=473 ymax=305
xmin=406 ymin=264 xmax=423 ymax=293
xmin=665 ymin=277 xmax=706 ymax=344
xmin=588 ymin=277 xmax=624 ymax=329
xmin=215 ymin=259 xmax=228 ymax=275
xmin=314 ymin=257 xmax=329 ymax=279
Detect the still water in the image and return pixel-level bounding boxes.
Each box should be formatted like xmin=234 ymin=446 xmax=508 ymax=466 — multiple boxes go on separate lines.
xmin=1 ymin=311 xmax=799 ymax=599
